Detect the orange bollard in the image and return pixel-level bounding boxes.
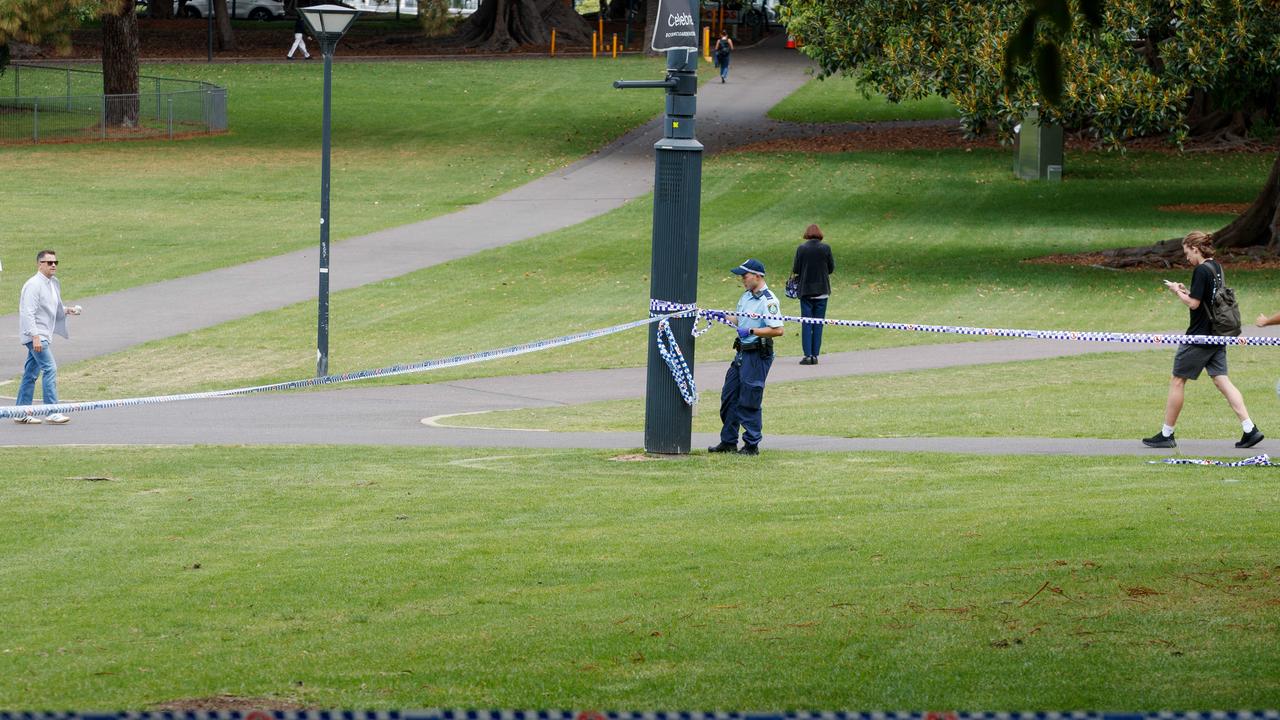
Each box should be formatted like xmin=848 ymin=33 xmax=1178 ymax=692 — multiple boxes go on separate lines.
xmin=592 ymin=31 xmax=597 ymax=58
xmin=612 ymin=32 xmax=617 ymax=58
xmin=703 ymin=26 xmax=711 ymax=63
xmin=550 ymin=28 xmax=556 ymax=55
xmin=598 ymin=17 xmax=604 ymax=49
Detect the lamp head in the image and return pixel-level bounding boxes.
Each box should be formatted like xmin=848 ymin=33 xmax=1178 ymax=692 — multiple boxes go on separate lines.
xmin=299 ymin=4 xmax=359 ymax=48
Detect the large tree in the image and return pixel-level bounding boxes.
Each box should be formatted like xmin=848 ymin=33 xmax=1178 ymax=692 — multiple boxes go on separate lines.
xmin=784 ymin=0 xmax=1280 ymax=262
xmin=454 ymin=0 xmax=592 ymax=51
xmin=1 ymin=0 xmax=143 ymax=127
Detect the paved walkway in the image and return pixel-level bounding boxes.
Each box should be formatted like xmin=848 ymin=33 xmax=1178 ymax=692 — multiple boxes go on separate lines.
xmin=4 ymin=39 xmax=1274 ymax=456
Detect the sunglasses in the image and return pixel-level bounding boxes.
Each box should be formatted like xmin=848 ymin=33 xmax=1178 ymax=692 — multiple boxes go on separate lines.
xmin=40 ymin=260 xmax=58 ymax=265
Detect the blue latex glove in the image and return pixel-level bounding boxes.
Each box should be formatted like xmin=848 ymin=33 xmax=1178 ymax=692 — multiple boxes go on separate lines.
xmin=737 ymin=326 xmax=753 ymax=340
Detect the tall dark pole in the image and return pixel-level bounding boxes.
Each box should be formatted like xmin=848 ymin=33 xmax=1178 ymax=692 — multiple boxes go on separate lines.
xmin=299 ymin=5 xmax=359 ymax=378
xmin=615 ymin=48 xmax=702 ymax=454
xmin=206 ymin=2 xmax=213 ymax=62
xmin=316 ymin=42 xmax=334 ymax=376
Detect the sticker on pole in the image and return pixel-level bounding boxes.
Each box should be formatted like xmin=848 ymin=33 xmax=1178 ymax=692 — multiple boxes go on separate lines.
xmin=650 ymin=0 xmax=699 ymax=51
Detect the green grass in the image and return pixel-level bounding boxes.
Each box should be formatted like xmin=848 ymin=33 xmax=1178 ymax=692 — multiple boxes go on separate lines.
xmin=443 ymin=349 xmax=1280 ymax=441
xmin=49 ymin=147 xmax=1279 ymax=399
xmin=769 ymin=74 xmax=958 ymax=123
xmin=1 ymin=57 xmax=663 ymax=297
xmin=1 ymin=446 xmax=1277 ymax=709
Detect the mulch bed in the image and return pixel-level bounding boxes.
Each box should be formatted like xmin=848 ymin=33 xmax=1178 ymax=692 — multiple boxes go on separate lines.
xmin=150 ymin=695 xmax=309 ymax=711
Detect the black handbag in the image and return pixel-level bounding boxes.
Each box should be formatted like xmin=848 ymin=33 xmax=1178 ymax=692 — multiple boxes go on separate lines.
xmin=784 ymin=274 xmax=800 ymax=300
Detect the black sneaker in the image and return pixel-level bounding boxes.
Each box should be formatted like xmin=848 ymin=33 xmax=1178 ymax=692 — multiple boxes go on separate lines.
xmin=736 ymin=444 xmax=759 ymax=456
xmin=799 ymin=356 xmax=814 ymax=365
xmin=1142 ymin=432 xmax=1176 ymax=448
xmin=708 ymin=442 xmax=738 ymax=453
xmin=1236 ymin=427 xmax=1264 ymax=448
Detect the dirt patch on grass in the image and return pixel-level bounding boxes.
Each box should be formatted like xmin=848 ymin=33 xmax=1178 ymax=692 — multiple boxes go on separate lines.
xmin=1027 ymin=246 xmax=1280 ymax=271
xmin=151 ymin=696 xmax=308 ymax=711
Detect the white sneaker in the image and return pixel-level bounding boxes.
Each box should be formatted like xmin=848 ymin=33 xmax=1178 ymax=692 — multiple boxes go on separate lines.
xmin=45 ymin=413 xmax=70 ymax=425
xmin=13 ymin=416 xmax=42 ymax=424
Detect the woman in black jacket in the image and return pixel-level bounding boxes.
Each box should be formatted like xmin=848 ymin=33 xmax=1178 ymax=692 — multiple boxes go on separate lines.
xmin=791 ymin=223 xmax=835 ymax=365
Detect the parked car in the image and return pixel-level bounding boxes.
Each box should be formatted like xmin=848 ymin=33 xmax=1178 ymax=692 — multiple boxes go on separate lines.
xmin=175 ymin=0 xmax=286 ymax=20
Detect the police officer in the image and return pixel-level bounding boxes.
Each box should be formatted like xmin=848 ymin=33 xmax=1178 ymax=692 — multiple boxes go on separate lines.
xmin=709 ymin=258 xmax=785 ymax=456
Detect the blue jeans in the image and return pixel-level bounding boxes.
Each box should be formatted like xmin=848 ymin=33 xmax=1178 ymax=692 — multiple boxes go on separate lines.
xmin=718 ymin=54 xmax=730 ymax=80
xmin=800 ymin=296 xmax=828 ymax=357
xmin=17 ymin=340 xmax=58 ymax=406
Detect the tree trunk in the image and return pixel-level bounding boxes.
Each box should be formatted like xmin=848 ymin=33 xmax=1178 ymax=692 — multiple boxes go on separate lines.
xmin=101 ymin=0 xmax=140 ymax=128
xmin=1099 ymin=152 xmax=1280 ymax=267
xmin=456 ymin=0 xmax=590 ymax=50
xmin=213 ymin=0 xmax=236 ymax=50
xmin=641 ymin=0 xmax=658 ymax=55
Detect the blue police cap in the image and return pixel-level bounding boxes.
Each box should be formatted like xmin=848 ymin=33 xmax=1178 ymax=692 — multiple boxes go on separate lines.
xmin=731 ymin=258 xmax=766 ymax=276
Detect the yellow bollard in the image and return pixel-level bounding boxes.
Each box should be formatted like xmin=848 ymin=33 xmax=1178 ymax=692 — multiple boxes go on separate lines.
xmin=612 ymin=32 xmax=617 ymax=58
xmin=703 ymin=26 xmax=710 ymax=63
xmin=598 ymin=17 xmax=604 ymax=50
xmin=592 ymin=31 xmax=597 ymax=58
xmin=550 ymin=28 xmax=556 ymax=56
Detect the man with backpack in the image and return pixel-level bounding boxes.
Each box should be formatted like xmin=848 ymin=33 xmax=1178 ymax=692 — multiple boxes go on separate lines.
xmin=1142 ymin=231 xmax=1263 ymax=449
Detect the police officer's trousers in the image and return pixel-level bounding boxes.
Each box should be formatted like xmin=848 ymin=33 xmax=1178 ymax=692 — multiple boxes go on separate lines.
xmin=719 ymin=348 xmax=773 ymax=447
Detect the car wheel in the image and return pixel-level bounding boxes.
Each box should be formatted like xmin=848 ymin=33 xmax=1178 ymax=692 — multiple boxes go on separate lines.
xmin=248 ymin=7 xmax=272 ymax=20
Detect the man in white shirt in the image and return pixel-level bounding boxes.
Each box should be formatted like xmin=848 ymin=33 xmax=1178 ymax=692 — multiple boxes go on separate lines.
xmin=15 ymin=250 xmax=80 ymax=425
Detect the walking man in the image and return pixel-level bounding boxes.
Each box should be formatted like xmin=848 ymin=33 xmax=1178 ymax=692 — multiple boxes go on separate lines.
xmin=709 ymin=258 xmax=785 ymax=456
xmin=287 ymin=14 xmax=311 ymax=59
xmin=1142 ymin=231 xmax=1262 ymax=449
xmin=15 ymin=250 xmax=80 ymax=425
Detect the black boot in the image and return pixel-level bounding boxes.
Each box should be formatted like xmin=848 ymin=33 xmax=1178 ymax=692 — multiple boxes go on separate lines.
xmin=708 ymin=442 xmax=738 ymax=453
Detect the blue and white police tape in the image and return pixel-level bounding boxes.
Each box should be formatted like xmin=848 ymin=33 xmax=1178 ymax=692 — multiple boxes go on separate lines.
xmin=1153 ymin=454 xmax=1274 ymax=466
xmin=1 ymin=312 xmax=690 ymax=421
xmin=656 ymin=316 xmax=698 ymax=405
xmin=3 ymin=710 xmax=1279 ymax=720
xmin=650 ymin=299 xmax=1280 ymax=348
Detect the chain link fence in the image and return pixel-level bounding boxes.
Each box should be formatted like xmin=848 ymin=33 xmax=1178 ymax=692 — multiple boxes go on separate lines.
xmin=0 ymin=64 xmax=227 ymax=144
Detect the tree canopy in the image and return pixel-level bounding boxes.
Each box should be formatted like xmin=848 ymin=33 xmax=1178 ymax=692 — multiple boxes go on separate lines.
xmin=783 ymin=0 xmax=1280 ymax=147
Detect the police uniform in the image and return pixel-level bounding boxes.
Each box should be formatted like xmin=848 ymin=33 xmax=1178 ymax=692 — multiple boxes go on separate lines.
xmin=719 ymin=282 xmax=784 ymax=450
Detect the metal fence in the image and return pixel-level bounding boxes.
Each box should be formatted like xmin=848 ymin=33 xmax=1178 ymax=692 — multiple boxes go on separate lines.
xmin=0 ymin=63 xmax=227 ymax=144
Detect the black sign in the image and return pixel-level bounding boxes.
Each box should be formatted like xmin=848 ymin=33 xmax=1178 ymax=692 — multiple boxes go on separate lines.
xmin=650 ymin=0 xmax=700 ymax=51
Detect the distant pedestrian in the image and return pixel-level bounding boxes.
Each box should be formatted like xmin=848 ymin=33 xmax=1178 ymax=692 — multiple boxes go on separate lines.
xmin=287 ymin=15 xmax=311 ymax=60
xmin=714 ymin=30 xmax=733 ymax=83
xmin=790 ymin=223 xmax=835 ymax=365
xmin=15 ymin=250 xmax=80 ymax=425
xmin=1142 ymin=231 xmax=1262 ymax=449
xmin=708 ymin=258 xmax=784 ymax=456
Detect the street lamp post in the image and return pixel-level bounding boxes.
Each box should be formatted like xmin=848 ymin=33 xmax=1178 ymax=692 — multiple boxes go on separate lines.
xmin=299 ymin=4 xmax=359 ymax=377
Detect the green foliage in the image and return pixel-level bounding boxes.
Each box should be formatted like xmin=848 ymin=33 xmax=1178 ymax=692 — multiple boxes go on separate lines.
xmin=0 ymin=0 xmax=121 ymax=51
xmin=781 ymin=0 xmax=1280 ymax=146
xmin=417 ymin=0 xmax=453 ymax=37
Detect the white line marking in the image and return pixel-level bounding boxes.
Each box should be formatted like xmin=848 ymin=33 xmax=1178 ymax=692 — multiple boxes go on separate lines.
xmin=421 ymin=410 xmax=548 ymax=432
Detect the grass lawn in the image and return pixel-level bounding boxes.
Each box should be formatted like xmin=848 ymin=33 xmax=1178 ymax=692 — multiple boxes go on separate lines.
xmin=768 ymin=74 xmax=958 ymax=123
xmin=48 ymin=147 xmax=1280 ymax=399
xmin=0 ymin=57 xmax=663 ymax=297
xmin=1 ymin=446 xmax=1277 ymax=709
xmin=443 ymin=349 xmax=1280 ymax=442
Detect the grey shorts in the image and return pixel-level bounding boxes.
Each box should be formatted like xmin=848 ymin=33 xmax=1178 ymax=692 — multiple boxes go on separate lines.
xmin=1173 ymin=343 xmax=1227 ymax=380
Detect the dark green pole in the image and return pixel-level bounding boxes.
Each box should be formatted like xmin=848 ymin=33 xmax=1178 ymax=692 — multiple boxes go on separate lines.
xmin=615 ymin=49 xmax=702 ymax=454
xmin=316 ymin=39 xmax=335 ymax=377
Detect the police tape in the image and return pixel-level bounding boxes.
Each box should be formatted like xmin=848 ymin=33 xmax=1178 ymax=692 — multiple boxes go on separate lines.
xmin=650 ymin=299 xmax=1280 ymax=347
xmin=2 ymin=312 xmax=695 ymax=420
xmin=1154 ymin=453 xmax=1275 ymax=466
xmin=656 ymin=316 xmax=699 ymax=405
xmin=1 ymin=710 xmax=1279 ymax=720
